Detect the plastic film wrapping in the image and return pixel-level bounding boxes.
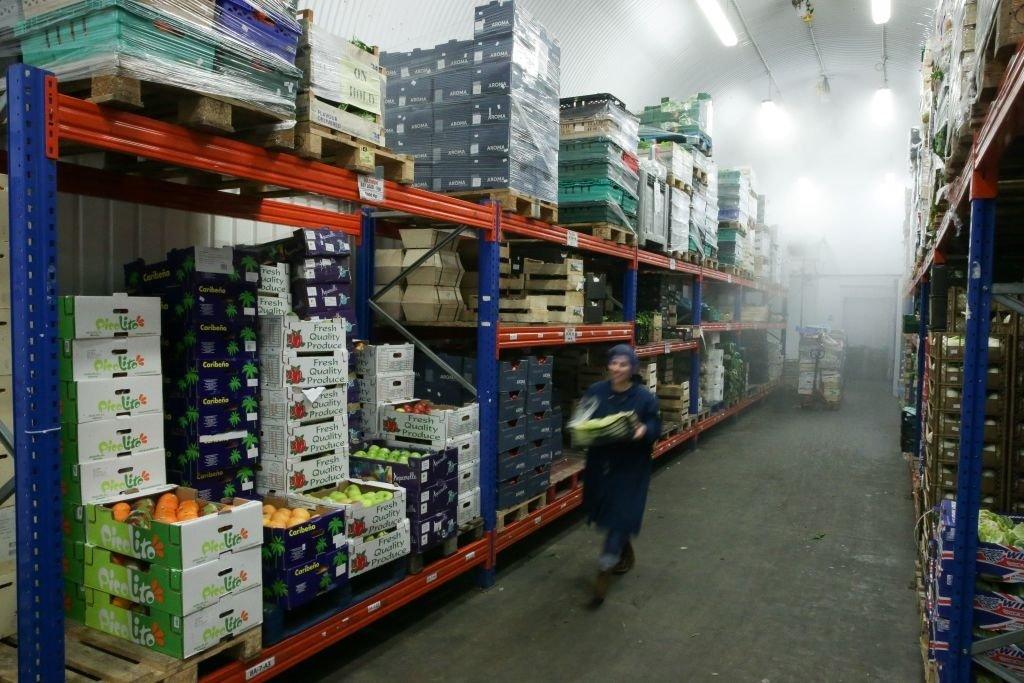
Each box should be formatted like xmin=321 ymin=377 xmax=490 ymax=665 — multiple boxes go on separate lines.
xmin=559 ymin=93 xmax=639 ymax=155
xmin=383 ymin=1 xmax=560 ymax=202
xmin=639 ymin=140 xmax=693 ymax=184
xmin=639 ymin=92 xmax=713 ymax=138
xmin=9 ymin=0 xmax=302 ymax=121
xmin=300 ymin=23 xmax=382 ymax=116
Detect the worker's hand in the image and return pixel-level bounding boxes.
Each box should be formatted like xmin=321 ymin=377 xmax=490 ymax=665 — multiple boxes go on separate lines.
xmin=633 ymin=424 xmax=647 ymax=440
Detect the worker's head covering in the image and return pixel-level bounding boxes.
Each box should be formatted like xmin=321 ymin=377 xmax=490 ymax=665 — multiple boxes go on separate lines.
xmin=607 ymin=343 xmax=639 ymax=372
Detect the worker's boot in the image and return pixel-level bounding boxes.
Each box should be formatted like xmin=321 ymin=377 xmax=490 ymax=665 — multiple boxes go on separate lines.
xmin=591 ymin=570 xmax=612 ymax=607
xmin=613 ymin=541 xmax=635 ymax=575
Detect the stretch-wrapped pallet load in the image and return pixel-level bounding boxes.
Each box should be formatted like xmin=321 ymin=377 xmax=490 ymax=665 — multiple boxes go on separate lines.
xmin=10 ymin=0 xmax=302 ymax=121
xmin=297 ymin=12 xmax=385 ymax=145
xmin=558 ymin=93 xmax=640 ymax=233
xmin=381 ymin=0 xmax=561 ymax=201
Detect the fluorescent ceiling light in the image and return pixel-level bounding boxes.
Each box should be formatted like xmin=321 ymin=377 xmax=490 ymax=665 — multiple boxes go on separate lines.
xmin=871 ymin=87 xmax=893 ymax=125
xmin=871 ymin=0 xmax=891 ymax=25
xmin=697 ymin=0 xmax=738 ymax=46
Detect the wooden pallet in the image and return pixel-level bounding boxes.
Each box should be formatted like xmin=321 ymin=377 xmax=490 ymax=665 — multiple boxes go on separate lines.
xmin=61 ymin=74 xmax=295 ymax=146
xmin=569 ymin=222 xmax=638 ymax=246
xmin=0 ymin=621 xmax=262 ymax=683
xmin=496 ymin=494 xmax=547 ymax=530
xmin=702 ymin=257 xmax=719 ymax=270
xmin=546 ymin=457 xmax=585 ymax=503
xmin=451 ymin=188 xmax=557 ymax=223
xmin=294 ymin=122 xmax=414 ymax=183
xmin=665 ymin=174 xmax=692 ymax=194
xmin=408 ymin=533 xmax=461 ymax=574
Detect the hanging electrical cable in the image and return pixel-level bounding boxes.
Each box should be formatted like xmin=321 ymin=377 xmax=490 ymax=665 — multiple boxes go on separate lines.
xmin=872 ymin=24 xmax=894 ymax=124
xmin=729 ymin=0 xmax=783 ymax=101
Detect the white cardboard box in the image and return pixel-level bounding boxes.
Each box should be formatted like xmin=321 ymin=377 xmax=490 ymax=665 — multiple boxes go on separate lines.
xmin=85 ymin=489 xmax=263 ymax=568
xmin=261 ymin=386 xmax=350 ymax=424
xmin=360 ymin=373 xmax=415 ymax=404
xmin=378 ymin=402 xmax=479 ymax=448
xmin=401 ymin=286 xmax=462 ymax=322
xmin=258 ymin=294 xmax=292 ymax=318
xmin=348 ymin=519 xmax=410 ymax=576
xmin=0 ymin=505 xmax=13 ymax=575
xmin=0 ymin=572 xmax=14 ymax=639
xmin=67 ymin=449 xmax=168 ymax=504
xmin=356 ymin=344 xmax=414 ymax=375
xmin=457 ymin=488 xmax=481 ymax=526
xmin=452 ymin=430 xmax=480 ymax=464
xmin=458 ymin=458 xmax=480 ymax=495
xmin=259 ymin=316 xmax=347 ymax=355
xmin=59 ymin=294 xmax=161 ymax=339
xmin=64 ymin=413 xmax=165 ymax=463
xmin=62 ymin=375 xmax=164 ymax=422
xmin=60 ymin=336 xmax=162 ymax=381
xmin=259 ymin=263 xmax=290 ymax=294
xmin=83 ymin=544 xmax=262 ymax=616
xmin=296 ymin=479 xmax=406 ymax=538
xmin=256 ymin=449 xmax=350 ymax=496
xmin=260 ymin=416 xmax=349 ymax=461
xmin=261 ymin=352 xmax=349 ymax=390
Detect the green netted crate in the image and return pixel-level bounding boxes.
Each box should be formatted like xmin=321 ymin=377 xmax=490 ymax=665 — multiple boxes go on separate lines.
xmin=560 ymin=137 xmax=634 ymax=164
xmin=559 ymin=179 xmax=639 ymax=212
xmin=559 ymin=201 xmax=637 ymax=230
xmin=559 ymin=160 xmax=638 ymax=193
xmin=19 ymin=0 xmax=216 ymax=72
xmin=215 ymin=52 xmax=298 ymax=101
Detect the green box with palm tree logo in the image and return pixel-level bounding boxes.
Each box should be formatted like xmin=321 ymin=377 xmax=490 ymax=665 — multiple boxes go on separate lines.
xmin=260 ymin=495 xmax=346 ymax=570
xmin=262 ymin=545 xmax=349 ymax=610
xmin=165 ymin=319 xmax=258 ymax=364
xmin=164 ymin=357 xmax=260 ymax=439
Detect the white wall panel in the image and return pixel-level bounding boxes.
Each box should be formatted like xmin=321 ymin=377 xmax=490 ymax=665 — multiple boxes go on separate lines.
xmin=58 ymin=194 xmax=350 ymax=295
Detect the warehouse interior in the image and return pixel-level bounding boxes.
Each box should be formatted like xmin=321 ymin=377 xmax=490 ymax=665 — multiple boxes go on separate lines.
xmin=0 ymin=0 xmax=1015 ymax=680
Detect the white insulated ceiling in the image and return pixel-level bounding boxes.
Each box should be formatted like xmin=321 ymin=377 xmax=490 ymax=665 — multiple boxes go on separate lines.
xmin=301 ymin=0 xmax=937 ymax=274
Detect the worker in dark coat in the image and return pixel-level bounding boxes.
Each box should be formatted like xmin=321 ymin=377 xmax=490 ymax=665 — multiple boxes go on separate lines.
xmin=581 ymin=344 xmax=661 ymax=605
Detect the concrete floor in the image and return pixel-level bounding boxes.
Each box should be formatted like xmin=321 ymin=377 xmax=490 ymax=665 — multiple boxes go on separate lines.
xmin=284 ymin=381 xmax=920 ymax=682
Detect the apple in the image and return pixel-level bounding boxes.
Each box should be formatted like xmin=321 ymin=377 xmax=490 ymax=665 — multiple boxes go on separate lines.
xmin=397 ymin=455 xmax=409 ymax=465
xmin=354 ymin=450 xmax=367 ymax=458
xmin=380 ymin=491 xmax=394 ymax=501
xmin=345 ymin=484 xmax=362 ymax=497
xmin=329 ymin=491 xmax=347 ymax=503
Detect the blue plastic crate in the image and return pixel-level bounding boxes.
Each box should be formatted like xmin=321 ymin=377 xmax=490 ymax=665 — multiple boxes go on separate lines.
xmin=216 ymin=0 xmax=300 ymax=63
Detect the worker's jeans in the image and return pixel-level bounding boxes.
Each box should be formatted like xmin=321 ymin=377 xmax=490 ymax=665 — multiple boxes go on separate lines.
xmin=598 ymin=529 xmax=629 ymax=571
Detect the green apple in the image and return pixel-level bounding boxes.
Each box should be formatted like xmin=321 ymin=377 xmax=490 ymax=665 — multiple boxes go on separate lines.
xmin=380 ymin=491 xmax=394 ymax=501
xmin=397 ymin=455 xmax=409 ymax=465
xmin=345 ymin=484 xmax=362 ymax=497
xmin=329 ymin=491 xmax=347 ymax=503
xmin=353 ymin=450 xmax=367 ymax=458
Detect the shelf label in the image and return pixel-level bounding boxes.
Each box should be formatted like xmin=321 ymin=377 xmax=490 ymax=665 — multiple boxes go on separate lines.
xmin=426 ymin=572 xmax=439 ymax=584
xmin=566 ymin=230 xmax=579 ymax=248
xmin=664 ymin=341 xmax=672 ymax=355
xmin=564 ymin=327 xmax=578 ymax=343
xmin=246 ymin=658 xmax=276 ymax=680
xmin=726 ymin=274 xmax=733 ymax=284
xmin=509 ymin=333 xmax=518 ymax=341
xmin=357 ymin=175 xmax=385 ymax=203
xmin=668 ymin=258 xmax=677 ymax=271
xmin=367 ymin=600 xmax=382 ymax=613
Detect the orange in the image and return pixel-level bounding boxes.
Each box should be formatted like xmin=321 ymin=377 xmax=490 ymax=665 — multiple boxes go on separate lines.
xmin=176 ymin=509 xmax=198 ymax=522
xmin=262 ymin=504 xmax=276 ymax=516
xmin=111 ymin=502 xmax=131 ymax=522
xmin=156 ymin=493 xmax=179 ymax=510
xmin=154 ymin=512 xmax=177 ymax=525
xmin=268 ymin=520 xmax=286 ymax=529
xmin=178 ymin=500 xmax=199 ymax=515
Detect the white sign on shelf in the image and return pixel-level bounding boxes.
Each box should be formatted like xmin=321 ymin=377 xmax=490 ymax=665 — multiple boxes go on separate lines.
xmin=357 ymin=175 xmax=385 ymax=203
xmin=566 ymin=230 xmax=579 ymax=248
xmin=668 ymin=258 xmax=676 ymax=271
xmin=564 ymin=327 xmax=578 ymax=343
xmin=663 ymin=341 xmax=672 ymax=355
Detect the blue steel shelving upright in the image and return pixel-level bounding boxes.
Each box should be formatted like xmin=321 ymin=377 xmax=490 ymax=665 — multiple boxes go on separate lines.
xmin=901 ymin=40 xmax=1024 ymax=677
xmin=7 ymin=64 xmax=64 ymax=681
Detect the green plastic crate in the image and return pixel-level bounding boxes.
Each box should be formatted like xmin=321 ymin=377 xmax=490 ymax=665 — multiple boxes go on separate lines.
xmin=19 ymin=0 xmax=215 ymax=72
xmin=559 ymin=160 xmax=638 ymax=193
xmin=559 ymin=137 xmax=634 ymax=165
xmin=558 ymin=200 xmax=637 ymax=230
xmin=559 ymin=179 xmax=639 ymax=211
xmin=215 ymin=51 xmax=298 ymax=101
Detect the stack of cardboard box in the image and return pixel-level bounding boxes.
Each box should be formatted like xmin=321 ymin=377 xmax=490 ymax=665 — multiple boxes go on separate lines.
xmin=257 ymin=317 xmax=350 ymax=497
xmin=59 ymin=295 xmax=168 ymax=507
xmin=497 ymin=355 xmax=557 ymax=509
xmin=66 ymin=488 xmax=264 ymax=657
xmin=357 ymin=343 xmax=416 ymax=441
xmin=126 ymin=246 xmax=261 ymax=502
xmin=701 ymin=342 xmax=725 ymax=406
